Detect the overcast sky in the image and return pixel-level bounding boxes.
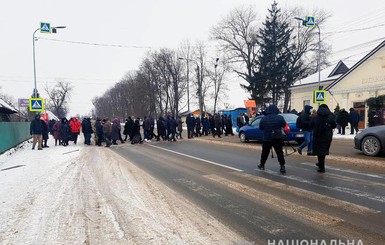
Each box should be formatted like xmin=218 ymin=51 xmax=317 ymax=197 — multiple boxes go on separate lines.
xmin=1 ymin=0 xmax=385 ymax=116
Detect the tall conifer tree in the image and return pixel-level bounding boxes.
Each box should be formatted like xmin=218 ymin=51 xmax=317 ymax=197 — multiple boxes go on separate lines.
xmin=253 ymin=1 xmax=293 ymax=107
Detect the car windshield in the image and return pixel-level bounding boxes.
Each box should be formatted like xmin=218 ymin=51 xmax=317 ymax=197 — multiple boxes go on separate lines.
xmin=282 ymin=113 xmax=298 ymax=122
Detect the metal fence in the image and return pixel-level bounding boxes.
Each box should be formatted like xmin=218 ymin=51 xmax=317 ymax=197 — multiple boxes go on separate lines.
xmin=0 ymin=122 xmax=31 ymax=154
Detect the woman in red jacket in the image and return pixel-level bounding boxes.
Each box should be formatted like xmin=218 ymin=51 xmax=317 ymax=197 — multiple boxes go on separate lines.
xmin=69 ymin=117 xmax=81 ymax=144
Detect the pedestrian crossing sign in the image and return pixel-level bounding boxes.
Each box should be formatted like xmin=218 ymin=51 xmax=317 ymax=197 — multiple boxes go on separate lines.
xmin=305 ymin=16 xmax=316 ymax=28
xmin=29 ymin=98 xmax=45 ymax=112
xmin=313 ymin=90 xmax=326 ymax=104
xmin=40 ymin=22 xmax=51 ymax=34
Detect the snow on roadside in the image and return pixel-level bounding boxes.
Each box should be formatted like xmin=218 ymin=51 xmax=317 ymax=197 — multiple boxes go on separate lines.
xmin=0 ymin=138 xmax=248 ymax=244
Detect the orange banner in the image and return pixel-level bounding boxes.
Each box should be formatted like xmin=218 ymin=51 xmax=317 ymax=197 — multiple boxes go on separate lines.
xmin=244 ymin=100 xmax=256 ymax=108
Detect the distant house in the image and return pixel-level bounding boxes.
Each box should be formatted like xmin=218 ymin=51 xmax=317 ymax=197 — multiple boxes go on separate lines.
xmin=0 ymin=98 xmax=18 ymax=122
xmin=290 ymin=39 xmax=385 ymax=128
xmin=325 ymin=40 xmax=385 ymax=128
xmin=290 ymin=60 xmax=349 ymax=112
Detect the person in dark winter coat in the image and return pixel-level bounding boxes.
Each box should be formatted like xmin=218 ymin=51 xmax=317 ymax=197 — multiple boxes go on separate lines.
xmin=213 ymin=113 xmax=222 ymax=138
xmin=221 ymin=115 xmax=226 ymax=134
xmin=30 ymin=114 xmax=43 ymax=150
xmin=368 ymin=109 xmax=377 ymax=127
xmin=236 ymin=113 xmax=245 ymax=130
xmin=149 ymin=116 xmax=156 ymax=140
xmin=168 ymin=116 xmax=178 ymax=141
xmin=123 ymin=117 xmax=134 ymax=141
xmin=48 ymin=119 xmax=56 ymax=136
xmin=186 ymin=114 xmax=195 ymax=139
xmin=111 ymin=118 xmax=121 ymax=145
xmin=225 ymin=115 xmax=234 ymax=136
xmin=349 ymin=108 xmax=360 ymax=134
xmin=157 ymin=116 xmax=166 ymax=141
xmin=164 ymin=116 xmax=170 ymax=141
xmin=297 ymin=105 xmax=313 ymax=155
xmin=95 ymin=118 xmax=103 ymax=146
xmin=143 ymin=116 xmax=151 ymax=141
xmin=95 ymin=118 xmax=111 ymax=147
xmin=131 ymin=118 xmax=143 ymax=144
xmin=202 ymin=116 xmax=210 ymax=136
xmin=244 ymin=113 xmax=249 ymax=125
xmin=311 ymin=104 xmax=337 ymax=173
xmin=103 ymin=118 xmax=112 ymax=143
xmin=258 ymin=105 xmax=287 ymax=173
xmin=209 ymin=114 xmax=215 ymax=136
xmin=337 ymin=109 xmax=349 ymax=135
xmin=81 ymin=117 xmax=93 ymax=145
xmin=195 ymin=116 xmax=202 ymax=137
xmin=176 ymin=116 xmax=184 ymax=139
xmin=41 ymin=119 xmax=49 ymax=148
xmin=60 ymin=118 xmax=71 ymax=146
xmin=52 ymin=120 xmax=62 ymax=146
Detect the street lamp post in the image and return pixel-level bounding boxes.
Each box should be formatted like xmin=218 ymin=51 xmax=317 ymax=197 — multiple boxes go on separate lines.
xmin=32 ymin=25 xmax=66 ymax=98
xmin=179 ymin=57 xmax=196 ymax=112
xmin=214 ymin=58 xmax=219 ymax=113
xmin=294 ymin=17 xmax=321 ymax=90
xmin=186 ymin=59 xmax=190 ymax=112
xmin=32 ymin=28 xmax=40 ymax=98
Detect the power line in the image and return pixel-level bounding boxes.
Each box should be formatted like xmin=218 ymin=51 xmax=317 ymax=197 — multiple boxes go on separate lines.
xmin=327 ymin=7 xmax=385 ymax=33
xmin=332 ymin=37 xmax=385 ymax=54
xmin=37 ymin=37 xmax=221 ymax=50
xmin=325 ymin=23 xmax=385 ymax=34
xmin=37 ymin=37 xmax=154 ymax=49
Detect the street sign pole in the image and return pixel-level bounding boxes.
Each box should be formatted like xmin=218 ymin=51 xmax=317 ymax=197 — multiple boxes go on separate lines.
xmin=32 ymin=22 xmax=65 ymax=98
xmin=32 ymin=28 xmax=40 ymax=98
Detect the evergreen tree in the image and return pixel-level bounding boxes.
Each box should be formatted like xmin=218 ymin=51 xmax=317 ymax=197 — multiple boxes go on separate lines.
xmin=252 ymin=1 xmax=293 ymax=107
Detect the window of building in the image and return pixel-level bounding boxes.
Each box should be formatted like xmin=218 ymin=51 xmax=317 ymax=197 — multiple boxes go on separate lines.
xmin=303 ymin=100 xmax=310 ymax=107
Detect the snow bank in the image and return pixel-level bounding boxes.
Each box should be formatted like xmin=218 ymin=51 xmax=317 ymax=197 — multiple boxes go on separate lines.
xmin=0 ymin=138 xmax=246 ymax=244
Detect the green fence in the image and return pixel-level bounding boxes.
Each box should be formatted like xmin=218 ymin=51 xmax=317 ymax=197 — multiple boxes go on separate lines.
xmin=0 ymin=122 xmax=31 ymax=154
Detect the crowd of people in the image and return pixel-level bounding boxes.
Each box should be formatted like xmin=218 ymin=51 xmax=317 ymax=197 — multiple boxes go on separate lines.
xmin=30 ymin=104 xmax=359 ymax=173
xmin=29 ymin=112 xmax=239 ymax=150
xmin=30 ymin=114 xmax=82 ymax=150
xmin=334 ymin=108 xmax=360 ymax=135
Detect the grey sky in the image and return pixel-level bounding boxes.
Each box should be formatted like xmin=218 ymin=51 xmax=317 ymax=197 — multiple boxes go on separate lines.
xmin=1 ymin=0 xmax=384 ymax=116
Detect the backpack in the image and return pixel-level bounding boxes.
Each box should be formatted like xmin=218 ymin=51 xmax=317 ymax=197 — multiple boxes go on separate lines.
xmin=271 ymin=128 xmax=283 ymax=140
xmin=296 ymin=116 xmax=303 ymax=129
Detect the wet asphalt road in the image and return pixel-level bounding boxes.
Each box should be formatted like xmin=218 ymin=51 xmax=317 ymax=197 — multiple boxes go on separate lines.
xmin=111 ymin=137 xmax=385 ymax=244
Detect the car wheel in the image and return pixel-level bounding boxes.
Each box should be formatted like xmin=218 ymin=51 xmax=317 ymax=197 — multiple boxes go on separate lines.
xmin=239 ymin=132 xmax=248 ymax=143
xmin=361 ymin=136 xmax=381 ymax=156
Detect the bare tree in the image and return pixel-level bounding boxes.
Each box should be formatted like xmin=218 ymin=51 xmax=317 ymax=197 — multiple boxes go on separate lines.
xmin=211 ymin=6 xmax=259 ymax=103
xmin=178 ymin=39 xmax=193 ymax=112
xmin=151 ymin=49 xmax=186 ymax=116
xmin=192 ymin=41 xmax=212 ymax=114
xmin=207 ymin=56 xmax=230 ymax=113
xmin=44 ymin=80 xmax=73 ymax=118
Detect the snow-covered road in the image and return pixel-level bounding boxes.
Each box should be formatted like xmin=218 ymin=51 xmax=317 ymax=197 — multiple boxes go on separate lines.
xmin=0 ymin=140 xmax=246 ymax=244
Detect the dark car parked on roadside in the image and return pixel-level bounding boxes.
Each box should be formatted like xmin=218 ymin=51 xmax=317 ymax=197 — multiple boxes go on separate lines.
xmin=238 ymin=113 xmax=304 ymax=144
xmin=354 ymin=125 xmax=385 ymax=156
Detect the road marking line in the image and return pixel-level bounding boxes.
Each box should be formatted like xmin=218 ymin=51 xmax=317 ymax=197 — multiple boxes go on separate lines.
xmin=261 ymin=169 xmax=385 ymax=205
xmin=205 ymin=174 xmax=344 ymax=226
xmin=147 ymin=144 xmax=243 ymax=172
xmin=231 ymin=171 xmax=379 ymax=215
xmin=174 ymin=177 xmax=289 ymax=235
xmin=299 ymin=162 xmax=385 ymax=179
